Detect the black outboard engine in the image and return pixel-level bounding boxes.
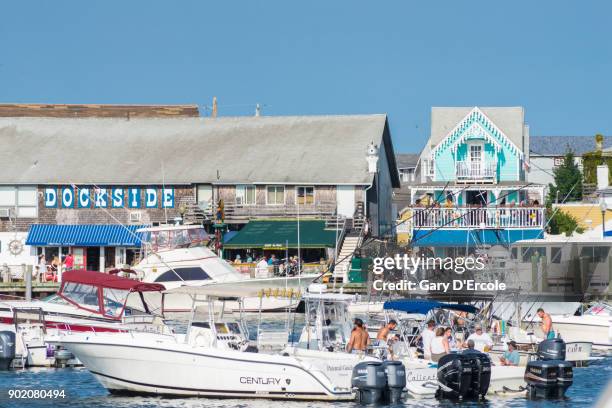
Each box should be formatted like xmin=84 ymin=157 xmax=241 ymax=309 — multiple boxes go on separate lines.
xmin=436 ymin=351 xmax=491 ymax=401
xmin=524 ymin=338 xmax=573 ymax=399
xmin=462 ymin=350 xmax=492 ymax=399
xmin=351 ymin=361 xmax=386 ymax=404
xmin=0 ymin=331 xmax=16 ymax=370
xmin=436 ymin=353 xmax=472 ymax=400
xmin=382 ymin=360 xmax=406 ymax=404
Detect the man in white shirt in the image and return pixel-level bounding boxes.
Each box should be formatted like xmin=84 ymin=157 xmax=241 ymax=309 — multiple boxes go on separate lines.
xmin=466 ymin=325 xmax=493 ymax=352
xmin=421 ymin=320 xmax=436 ymax=359
xmin=255 ymin=256 xmax=270 ymax=278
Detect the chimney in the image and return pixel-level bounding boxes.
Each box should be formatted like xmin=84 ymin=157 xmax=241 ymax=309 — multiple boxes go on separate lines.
xmin=211 ymin=96 xmax=218 ymax=118
xmin=596 ymin=134 xmax=604 ymax=151
xmin=366 ymin=142 xmax=379 ymax=174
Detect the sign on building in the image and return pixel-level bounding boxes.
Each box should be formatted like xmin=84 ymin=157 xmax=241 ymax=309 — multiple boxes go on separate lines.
xmin=44 ymin=187 xmax=174 ymax=209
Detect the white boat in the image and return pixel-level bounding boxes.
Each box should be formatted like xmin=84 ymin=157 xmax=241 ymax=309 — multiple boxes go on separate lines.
xmin=53 ymin=284 xmax=375 ymax=401
xmin=378 ymin=299 xmax=528 ymax=397
xmin=525 ymin=303 xmax=612 ymax=352
xmin=135 ymin=225 xmax=315 ymax=313
xmin=0 ymin=270 xmax=166 ymax=367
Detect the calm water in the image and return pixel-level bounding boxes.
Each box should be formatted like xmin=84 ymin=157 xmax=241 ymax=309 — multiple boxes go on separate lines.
xmin=0 ymin=315 xmax=610 ymax=408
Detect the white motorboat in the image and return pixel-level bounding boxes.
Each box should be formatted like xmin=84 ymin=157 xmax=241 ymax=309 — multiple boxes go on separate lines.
xmin=135 ymin=225 xmax=315 ymax=312
xmin=378 ymin=299 xmax=528 ymax=397
xmin=520 ymin=303 xmax=612 ymax=352
xmin=53 ymin=284 xmax=375 ymax=401
xmin=0 ymin=270 xmax=166 ymax=367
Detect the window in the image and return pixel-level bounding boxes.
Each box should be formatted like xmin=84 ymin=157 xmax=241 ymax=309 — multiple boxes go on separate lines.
xmin=521 ymin=246 xmax=545 ymax=262
xmin=102 ymin=287 xmax=130 ymax=317
xmin=580 ymin=246 xmax=610 ymax=263
xmin=266 ymin=186 xmax=285 ymax=205
xmin=0 ymin=186 xmax=37 ymax=218
xmin=551 ymin=247 xmax=562 ymax=264
xmin=296 ymin=186 xmax=314 ymax=205
xmin=154 ymin=267 xmax=211 ymax=282
xmin=236 ymin=185 xmax=256 ymax=205
xmin=61 ymin=282 xmax=100 ymax=312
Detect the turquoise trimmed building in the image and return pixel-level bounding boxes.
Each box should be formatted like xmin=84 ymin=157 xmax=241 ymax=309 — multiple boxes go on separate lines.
xmin=408 ymin=107 xmax=545 ymax=250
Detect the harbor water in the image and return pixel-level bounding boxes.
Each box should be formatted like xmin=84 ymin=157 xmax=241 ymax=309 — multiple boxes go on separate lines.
xmin=0 ymin=316 xmax=610 ymax=408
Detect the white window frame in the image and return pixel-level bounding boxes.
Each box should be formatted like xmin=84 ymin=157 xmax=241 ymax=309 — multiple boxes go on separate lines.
xmin=295 ymin=186 xmax=315 ymax=205
xmin=266 ymin=185 xmax=285 ymax=205
xmin=236 ymin=185 xmax=256 ymax=205
xmin=468 ymin=142 xmax=484 ymax=163
xmin=0 ymin=186 xmax=38 ymax=218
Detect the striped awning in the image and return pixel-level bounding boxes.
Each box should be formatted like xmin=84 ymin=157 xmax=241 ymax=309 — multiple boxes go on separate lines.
xmin=26 ymin=224 xmax=146 ymax=247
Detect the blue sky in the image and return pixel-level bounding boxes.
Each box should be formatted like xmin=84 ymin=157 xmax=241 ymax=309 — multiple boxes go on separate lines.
xmin=0 ymin=1 xmax=610 ymax=152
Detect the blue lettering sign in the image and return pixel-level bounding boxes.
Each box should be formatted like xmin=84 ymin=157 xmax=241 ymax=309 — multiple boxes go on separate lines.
xmin=94 ymin=188 xmax=108 ymax=208
xmin=61 ymin=187 xmax=74 ymax=208
xmin=129 ymin=188 xmax=140 ymax=208
xmin=45 ymin=188 xmax=57 ymax=208
xmin=162 ymin=188 xmax=174 ymax=208
xmin=145 ymin=188 xmax=157 ymax=208
xmin=78 ymin=188 xmax=90 ymax=208
xmin=112 ymin=188 xmax=124 ymax=208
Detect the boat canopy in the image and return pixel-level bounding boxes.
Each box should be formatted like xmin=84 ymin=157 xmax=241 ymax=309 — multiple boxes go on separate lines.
xmin=59 ymin=270 xmax=165 ymax=319
xmin=62 ymin=270 xmax=165 ymax=292
xmin=383 ymin=299 xmax=477 ymax=314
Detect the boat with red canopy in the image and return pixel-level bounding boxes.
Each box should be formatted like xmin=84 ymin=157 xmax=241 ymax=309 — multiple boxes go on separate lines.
xmin=0 ymin=270 xmax=165 ymax=332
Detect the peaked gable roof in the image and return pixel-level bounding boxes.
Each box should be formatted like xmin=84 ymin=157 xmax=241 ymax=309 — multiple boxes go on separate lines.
xmin=530 ymin=136 xmax=611 ymax=156
xmin=430 ymin=107 xmax=523 ymax=159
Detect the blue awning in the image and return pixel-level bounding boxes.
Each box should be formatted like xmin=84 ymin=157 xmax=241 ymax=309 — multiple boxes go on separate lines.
xmin=26 ymin=224 xmax=146 ymax=247
xmin=383 ymin=299 xmax=477 ymax=314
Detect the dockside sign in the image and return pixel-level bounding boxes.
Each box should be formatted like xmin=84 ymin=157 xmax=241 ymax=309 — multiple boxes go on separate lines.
xmin=44 ymin=187 xmax=175 ymax=209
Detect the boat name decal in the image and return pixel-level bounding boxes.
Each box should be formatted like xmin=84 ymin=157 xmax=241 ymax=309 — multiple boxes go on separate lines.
xmin=240 ymin=376 xmax=281 ymax=385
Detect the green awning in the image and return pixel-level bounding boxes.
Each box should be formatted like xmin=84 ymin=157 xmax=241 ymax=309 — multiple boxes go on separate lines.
xmin=224 ymin=220 xmax=336 ymax=249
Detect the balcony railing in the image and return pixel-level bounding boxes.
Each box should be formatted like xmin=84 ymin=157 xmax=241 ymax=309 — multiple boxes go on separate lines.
xmin=411 ymin=207 xmax=545 ymax=229
xmin=456 ymin=161 xmax=496 ymax=183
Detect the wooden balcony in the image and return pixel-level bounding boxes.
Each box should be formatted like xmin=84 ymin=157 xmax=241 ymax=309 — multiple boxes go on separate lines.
xmin=411 ymin=207 xmax=545 ymax=229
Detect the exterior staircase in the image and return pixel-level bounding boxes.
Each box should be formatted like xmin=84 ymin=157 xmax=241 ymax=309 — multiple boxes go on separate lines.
xmin=333 ymin=232 xmax=362 ymax=283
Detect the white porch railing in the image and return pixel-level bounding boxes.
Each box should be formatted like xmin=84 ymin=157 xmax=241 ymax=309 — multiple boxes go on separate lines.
xmin=456 ymin=161 xmax=496 ymax=182
xmin=411 ymin=207 xmax=545 ymax=229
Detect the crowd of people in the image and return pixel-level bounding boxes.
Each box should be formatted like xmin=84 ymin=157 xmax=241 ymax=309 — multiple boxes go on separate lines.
xmin=343 ymin=310 xmax=560 ymax=366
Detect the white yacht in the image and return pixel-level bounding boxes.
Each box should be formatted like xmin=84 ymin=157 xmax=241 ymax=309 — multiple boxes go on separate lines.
xmin=53 ymin=284 xmax=375 ymax=401
xmin=135 ymin=225 xmax=314 ymax=312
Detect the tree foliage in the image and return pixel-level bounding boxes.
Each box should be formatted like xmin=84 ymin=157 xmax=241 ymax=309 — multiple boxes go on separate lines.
xmin=548 ymin=150 xmax=582 ymax=203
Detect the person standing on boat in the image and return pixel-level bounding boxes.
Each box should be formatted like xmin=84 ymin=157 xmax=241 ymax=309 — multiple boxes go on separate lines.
xmin=347 ymin=318 xmax=370 ymax=354
xmin=376 ymin=320 xmax=398 ymax=342
xmin=421 ymin=320 xmax=436 ymax=360
xmin=537 ymin=308 xmax=555 ymax=339
xmin=430 ymin=327 xmax=450 ymax=362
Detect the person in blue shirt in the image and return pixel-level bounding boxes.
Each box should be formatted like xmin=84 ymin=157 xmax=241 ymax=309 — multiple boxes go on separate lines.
xmin=500 ymin=341 xmax=520 ymax=366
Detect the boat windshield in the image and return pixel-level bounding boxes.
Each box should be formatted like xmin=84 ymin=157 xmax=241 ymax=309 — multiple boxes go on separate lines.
xmin=144 ymin=228 xmax=209 ymax=251
xmin=584 ymin=303 xmax=612 ymax=316
xmin=61 ymin=282 xmax=101 ymax=313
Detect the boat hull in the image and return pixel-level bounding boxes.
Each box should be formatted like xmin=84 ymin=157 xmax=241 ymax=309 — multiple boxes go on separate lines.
xmin=58 ymin=333 xmax=356 ymax=400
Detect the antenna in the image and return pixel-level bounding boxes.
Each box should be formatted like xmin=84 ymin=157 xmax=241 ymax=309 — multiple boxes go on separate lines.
xmin=162 ymin=161 xmax=168 ymax=224
xmin=255 ymin=103 xmax=261 ymax=117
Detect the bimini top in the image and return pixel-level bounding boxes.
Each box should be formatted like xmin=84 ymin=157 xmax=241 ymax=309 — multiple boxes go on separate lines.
xmin=62 ymin=270 xmax=165 ymax=292
xmin=383 ymin=299 xmax=477 ymax=314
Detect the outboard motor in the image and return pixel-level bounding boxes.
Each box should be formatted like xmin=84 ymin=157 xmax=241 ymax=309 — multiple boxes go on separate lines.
xmin=462 ymin=350 xmax=492 ymax=399
xmin=352 ymin=361 xmax=386 ymax=404
xmin=524 ymin=338 xmax=573 ymax=399
xmin=382 ymin=360 xmax=406 ymax=404
xmin=54 ymin=349 xmax=74 ymax=368
xmin=0 ymin=331 xmax=16 ymax=370
xmin=436 ymin=353 xmax=472 ymax=400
